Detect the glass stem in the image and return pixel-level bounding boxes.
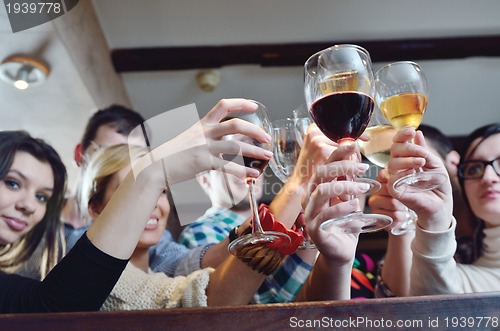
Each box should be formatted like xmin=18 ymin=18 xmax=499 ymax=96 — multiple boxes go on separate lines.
xmin=409 ymin=133 xmax=423 ymax=174
xmin=347 ymin=153 xmax=363 ymax=213
xmin=339 ymin=139 xmax=362 ymax=213
xmin=247 ymin=178 xmax=264 ymax=233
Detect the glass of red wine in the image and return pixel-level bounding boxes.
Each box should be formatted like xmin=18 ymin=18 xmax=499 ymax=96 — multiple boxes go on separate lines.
xmin=227 ymin=101 xmax=291 ymax=257
xmin=304 ymin=44 xmax=392 ymax=234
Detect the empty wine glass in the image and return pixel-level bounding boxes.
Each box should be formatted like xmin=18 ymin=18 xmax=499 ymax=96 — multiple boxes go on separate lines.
xmin=374 ymin=61 xmax=447 ymax=193
xmin=304 ymin=44 xmax=392 ymax=234
xmin=269 ymin=118 xmax=316 ymax=249
xmin=269 ymin=118 xmax=300 ymax=183
xmin=227 ymin=101 xmax=291 ymax=257
xmin=357 ymin=106 xmax=418 ymax=235
xmin=292 ymin=103 xmax=313 ymax=147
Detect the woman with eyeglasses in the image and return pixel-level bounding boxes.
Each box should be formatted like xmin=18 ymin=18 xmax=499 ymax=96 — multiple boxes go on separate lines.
xmin=385 ymin=123 xmax=500 ymax=295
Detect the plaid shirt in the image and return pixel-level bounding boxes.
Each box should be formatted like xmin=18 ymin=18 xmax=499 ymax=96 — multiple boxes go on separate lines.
xmin=178 ymin=207 xmax=313 ymax=304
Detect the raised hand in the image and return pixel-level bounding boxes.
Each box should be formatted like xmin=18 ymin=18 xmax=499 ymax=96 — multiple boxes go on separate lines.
xmin=303 ymin=143 xmax=370 ymax=262
xmin=290 ymin=123 xmax=337 ymax=185
xmin=369 ymin=169 xmax=414 ymax=231
xmin=138 ymin=99 xmax=273 ymax=186
xmin=387 ymin=127 xmax=452 ymax=231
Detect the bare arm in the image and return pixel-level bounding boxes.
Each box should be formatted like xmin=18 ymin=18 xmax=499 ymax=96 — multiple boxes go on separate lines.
xmin=89 ymin=98 xmax=273 ymax=260
xmin=296 ymin=143 xmax=370 ymax=301
xmin=206 ymin=255 xmax=265 ymax=306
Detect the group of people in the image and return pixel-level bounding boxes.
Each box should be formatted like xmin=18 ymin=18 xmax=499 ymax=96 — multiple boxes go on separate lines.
xmin=0 ymin=97 xmax=498 ymax=313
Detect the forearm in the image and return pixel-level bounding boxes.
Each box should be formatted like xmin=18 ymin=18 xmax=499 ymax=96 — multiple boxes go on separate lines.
xmin=268 ymin=176 xmax=306 ymax=228
xmin=380 ymin=232 xmax=414 ymax=297
xmin=206 ymin=256 xmax=265 ymax=306
xmin=201 ymin=239 xmax=231 ymax=269
xmin=295 ymin=255 xmax=353 ymax=302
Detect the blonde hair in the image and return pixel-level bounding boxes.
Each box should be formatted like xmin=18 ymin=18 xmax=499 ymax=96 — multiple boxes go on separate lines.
xmin=79 ymin=144 xmax=147 ymax=220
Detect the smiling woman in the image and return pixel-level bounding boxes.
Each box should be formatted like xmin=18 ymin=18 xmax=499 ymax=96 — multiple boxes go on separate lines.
xmin=0 ymin=131 xmax=66 ymax=279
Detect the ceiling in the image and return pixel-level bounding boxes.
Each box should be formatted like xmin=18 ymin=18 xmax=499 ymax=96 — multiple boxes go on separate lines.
xmin=1 ymin=0 xmax=500 ymax=189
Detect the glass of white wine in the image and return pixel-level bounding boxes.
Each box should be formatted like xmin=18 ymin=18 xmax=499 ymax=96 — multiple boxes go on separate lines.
xmin=374 ymin=61 xmax=447 ymax=193
xmin=358 ymin=106 xmax=418 ymax=235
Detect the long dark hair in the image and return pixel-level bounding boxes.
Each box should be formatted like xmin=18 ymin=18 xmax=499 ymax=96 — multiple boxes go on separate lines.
xmin=457 ymin=123 xmax=500 ymax=261
xmin=0 ymin=131 xmax=67 ymax=278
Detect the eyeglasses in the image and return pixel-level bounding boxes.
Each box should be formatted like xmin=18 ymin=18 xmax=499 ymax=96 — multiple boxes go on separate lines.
xmin=458 ymin=157 xmax=500 ymax=179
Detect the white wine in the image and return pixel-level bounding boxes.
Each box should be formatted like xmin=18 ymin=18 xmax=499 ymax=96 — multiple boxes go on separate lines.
xmin=379 ymin=93 xmax=427 ymax=129
xmin=358 ymin=125 xmax=398 ymax=167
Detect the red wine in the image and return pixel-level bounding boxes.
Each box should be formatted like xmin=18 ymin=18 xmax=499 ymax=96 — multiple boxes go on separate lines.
xmin=243 ymin=156 xmax=269 ymax=174
xmin=310 ymin=92 xmax=374 ymax=142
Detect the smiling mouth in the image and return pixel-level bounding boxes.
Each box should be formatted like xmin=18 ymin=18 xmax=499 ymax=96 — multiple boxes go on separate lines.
xmin=144 ymin=218 xmax=159 ymax=230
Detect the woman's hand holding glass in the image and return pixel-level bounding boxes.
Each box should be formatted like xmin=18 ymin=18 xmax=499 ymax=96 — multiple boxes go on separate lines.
xmin=387 ymin=127 xmax=453 ymax=232
xmin=227 ymin=100 xmax=292 ymax=258
xmin=143 ymin=99 xmax=273 ymax=187
xmin=271 ymin=122 xmax=336 ymax=249
xmin=374 ymin=61 xmax=447 ymax=193
xmin=303 ymin=143 xmax=370 ymax=262
xmin=358 ymin=107 xmax=418 ymax=235
xmin=369 ymin=169 xmax=418 ymax=235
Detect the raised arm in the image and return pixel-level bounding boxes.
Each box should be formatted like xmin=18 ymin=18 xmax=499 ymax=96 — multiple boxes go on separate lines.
xmin=386 ymin=128 xmax=459 ymax=295
xmin=87 ymin=99 xmax=272 ymax=259
xmin=296 ymin=143 xmax=371 ymax=301
xmin=0 ymin=99 xmax=273 ymax=313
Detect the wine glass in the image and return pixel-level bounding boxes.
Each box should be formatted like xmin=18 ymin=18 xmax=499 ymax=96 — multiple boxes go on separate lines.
xmin=292 ymin=103 xmax=313 ymax=147
xmin=374 ymin=61 xmax=447 ymax=193
xmin=227 ymin=101 xmax=291 ymax=257
xmin=269 ymin=118 xmax=300 ymax=183
xmin=304 ymin=44 xmax=392 ymax=234
xmin=357 ymin=106 xmax=418 ymax=235
xmin=269 ymin=118 xmax=316 ymax=249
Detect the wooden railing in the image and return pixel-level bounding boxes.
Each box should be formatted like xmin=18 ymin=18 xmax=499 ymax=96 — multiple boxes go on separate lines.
xmin=1 ymin=292 xmax=499 ymax=330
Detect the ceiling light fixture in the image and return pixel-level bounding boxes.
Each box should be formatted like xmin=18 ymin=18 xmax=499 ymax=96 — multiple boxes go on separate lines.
xmin=0 ymin=55 xmax=49 ymax=90
xmin=196 ymin=69 xmax=221 ymax=92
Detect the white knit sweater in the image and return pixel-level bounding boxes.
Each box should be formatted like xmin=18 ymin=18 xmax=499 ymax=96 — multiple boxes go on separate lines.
xmin=100 ymin=262 xmax=213 ymax=311
xmin=411 ymin=217 xmax=500 ymax=295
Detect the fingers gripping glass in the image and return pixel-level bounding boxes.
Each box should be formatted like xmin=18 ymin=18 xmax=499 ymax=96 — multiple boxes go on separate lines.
xmin=374 ymin=61 xmax=447 ymax=193
xmin=227 ymin=101 xmax=291 ymax=258
xmin=458 ymin=158 xmax=500 ymax=179
xmin=357 ymin=107 xmax=418 ymax=236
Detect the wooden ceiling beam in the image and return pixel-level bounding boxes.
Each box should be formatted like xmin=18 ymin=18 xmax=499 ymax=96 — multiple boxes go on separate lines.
xmin=111 ymin=35 xmax=500 ymax=72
